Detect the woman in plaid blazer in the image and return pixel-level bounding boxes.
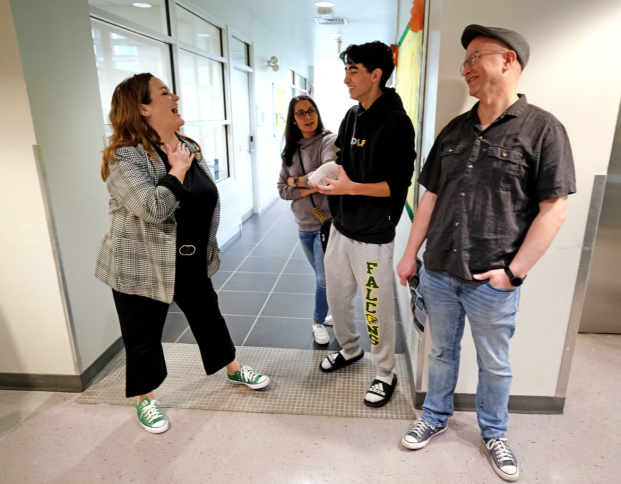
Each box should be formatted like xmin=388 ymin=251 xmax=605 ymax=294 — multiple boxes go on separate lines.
xmin=96 ymin=73 xmax=270 ymax=434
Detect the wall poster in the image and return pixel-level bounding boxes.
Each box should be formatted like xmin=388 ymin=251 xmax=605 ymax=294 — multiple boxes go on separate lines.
xmin=393 ymin=0 xmax=425 ymax=221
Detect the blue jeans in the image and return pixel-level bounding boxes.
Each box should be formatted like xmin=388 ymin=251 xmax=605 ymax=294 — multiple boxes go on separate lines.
xmin=419 ymin=267 xmax=520 ymax=439
xmin=298 ymin=230 xmax=329 ymax=324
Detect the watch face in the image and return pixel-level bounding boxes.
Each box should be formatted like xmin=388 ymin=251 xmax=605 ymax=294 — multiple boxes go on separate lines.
xmin=512 ymin=277 xmax=523 ymax=287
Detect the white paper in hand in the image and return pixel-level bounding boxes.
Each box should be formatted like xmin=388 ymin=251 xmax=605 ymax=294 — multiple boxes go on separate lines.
xmin=308 ymin=162 xmax=340 ymax=186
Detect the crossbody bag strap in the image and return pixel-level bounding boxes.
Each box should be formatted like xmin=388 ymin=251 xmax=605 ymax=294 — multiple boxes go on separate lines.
xmin=297 ymin=144 xmax=316 ymax=208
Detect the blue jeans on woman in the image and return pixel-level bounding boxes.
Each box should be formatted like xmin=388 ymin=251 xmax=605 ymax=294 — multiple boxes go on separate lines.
xmin=298 ymin=230 xmax=329 ymax=324
xmin=419 ymin=267 xmax=520 ymax=439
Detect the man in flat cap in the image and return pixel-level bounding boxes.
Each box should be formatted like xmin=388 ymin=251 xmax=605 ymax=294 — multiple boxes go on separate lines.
xmin=396 ymin=25 xmax=576 ymax=481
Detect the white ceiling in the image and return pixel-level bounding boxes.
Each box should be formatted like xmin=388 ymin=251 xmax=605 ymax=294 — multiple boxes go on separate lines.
xmin=232 ymin=0 xmax=398 ymax=64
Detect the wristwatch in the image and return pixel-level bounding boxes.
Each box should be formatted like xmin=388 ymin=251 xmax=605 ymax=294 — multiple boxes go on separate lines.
xmin=293 ymin=176 xmax=299 ymax=186
xmin=504 ymin=266 xmax=526 ymax=287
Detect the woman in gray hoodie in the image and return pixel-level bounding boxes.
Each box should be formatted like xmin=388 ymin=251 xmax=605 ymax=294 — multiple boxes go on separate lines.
xmin=277 ymin=95 xmax=338 ymax=345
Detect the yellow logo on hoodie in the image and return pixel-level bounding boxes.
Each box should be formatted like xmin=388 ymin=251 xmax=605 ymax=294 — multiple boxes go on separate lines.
xmin=351 ymin=137 xmax=366 ymax=147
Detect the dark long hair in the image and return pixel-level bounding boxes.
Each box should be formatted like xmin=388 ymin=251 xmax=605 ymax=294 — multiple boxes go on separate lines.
xmin=281 ymin=95 xmax=327 ymax=167
xmin=101 ymin=72 xmax=200 ymax=181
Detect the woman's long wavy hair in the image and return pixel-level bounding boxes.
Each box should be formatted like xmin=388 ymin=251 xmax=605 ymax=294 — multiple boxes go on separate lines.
xmin=281 ymin=95 xmax=328 ymax=167
xmin=101 ymin=73 xmax=200 ymax=181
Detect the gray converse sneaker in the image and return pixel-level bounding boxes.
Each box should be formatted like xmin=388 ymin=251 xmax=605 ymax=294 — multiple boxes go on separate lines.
xmin=483 ymin=438 xmax=519 ymax=481
xmin=401 ymin=418 xmax=447 ymax=449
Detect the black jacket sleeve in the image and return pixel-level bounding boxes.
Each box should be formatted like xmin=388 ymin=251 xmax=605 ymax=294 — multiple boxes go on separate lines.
xmin=384 ymin=114 xmax=416 ymax=198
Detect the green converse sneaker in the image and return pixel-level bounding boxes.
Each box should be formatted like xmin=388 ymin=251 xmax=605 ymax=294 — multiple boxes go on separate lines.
xmin=227 ymin=365 xmax=270 ymax=390
xmin=135 ymin=397 xmax=169 ymax=434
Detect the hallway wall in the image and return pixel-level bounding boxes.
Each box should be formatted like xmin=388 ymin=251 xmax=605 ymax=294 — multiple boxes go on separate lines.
xmin=396 ymin=0 xmax=621 ymax=400
xmin=0 ymin=0 xmax=77 ymax=376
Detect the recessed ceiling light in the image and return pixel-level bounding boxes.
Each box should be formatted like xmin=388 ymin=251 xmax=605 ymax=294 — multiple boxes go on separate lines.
xmin=315 ymin=1 xmax=334 ymax=7
xmin=197 ymin=34 xmax=211 ymax=37
xmin=328 ymin=33 xmax=342 ymax=37
xmin=132 ymin=3 xmax=152 ymax=8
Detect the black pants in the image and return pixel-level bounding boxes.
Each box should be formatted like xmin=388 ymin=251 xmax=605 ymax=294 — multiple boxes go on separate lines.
xmin=112 ymin=252 xmax=236 ymax=398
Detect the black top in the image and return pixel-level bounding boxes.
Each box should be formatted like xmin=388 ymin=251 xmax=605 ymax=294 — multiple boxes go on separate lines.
xmin=328 ymin=88 xmax=416 ymax=244
xmin=419 ymin=94 xmax=576 ymax=281
xmin=155 ymin=144 xmax=218 ymax=253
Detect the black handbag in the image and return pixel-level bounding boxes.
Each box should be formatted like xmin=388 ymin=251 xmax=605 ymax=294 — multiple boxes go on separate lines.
xmin=298 ymin=145 xmax=332 ymax=252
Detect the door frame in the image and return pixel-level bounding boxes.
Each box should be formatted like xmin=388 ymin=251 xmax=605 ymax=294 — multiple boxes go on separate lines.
xmin=228 ymin=28 xmax=259 ymax=215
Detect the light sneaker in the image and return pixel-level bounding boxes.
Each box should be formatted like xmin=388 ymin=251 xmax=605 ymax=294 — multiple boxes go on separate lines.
xmin=313 ymin=324 xmax=330 ymax=345
xmin=401 ymin=418 xmax=447 ymax=449
xmin=136 ymin=397 xmax=169 ymax=434
xmin=483 ymin=438 xmax=519 ymax=481
xmin=227 ymin=365 xmax=270 ymax=390
xmin=322 ymin=315 xmax=333 ymax=326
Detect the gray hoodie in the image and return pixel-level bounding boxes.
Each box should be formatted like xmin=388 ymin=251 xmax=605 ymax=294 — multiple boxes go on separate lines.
xmin=277 ymin=131 xmax=338 ymax=232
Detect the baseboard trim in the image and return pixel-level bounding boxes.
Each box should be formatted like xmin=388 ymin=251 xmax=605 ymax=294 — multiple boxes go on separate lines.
xmin=241 ymin=207 xmax=254 ymax=223
xmin=80 ymin=336 xmax=124 ymax=390
xmin=412 ymin=391 xmax=565 ymax=415
xmin=219 ymin=227 xmax=241 ymax=252
xmin=258 ymin=193 xmax=278 ymax=214
xmin=0 ymin=336 xmax=124 ymax=393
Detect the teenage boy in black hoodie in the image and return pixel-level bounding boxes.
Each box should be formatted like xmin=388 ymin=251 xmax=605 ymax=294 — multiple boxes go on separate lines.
xmin=310 ymin=41 xmax=416 ymax=407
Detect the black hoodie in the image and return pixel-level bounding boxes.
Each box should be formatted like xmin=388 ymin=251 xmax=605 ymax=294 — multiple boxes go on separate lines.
xmin=329 ymin=88 xmax=416 ymax=244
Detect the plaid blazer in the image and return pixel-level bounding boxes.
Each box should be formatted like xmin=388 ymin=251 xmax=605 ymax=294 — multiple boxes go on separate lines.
xmin=95 ymin=139 xmax=221 ymax=303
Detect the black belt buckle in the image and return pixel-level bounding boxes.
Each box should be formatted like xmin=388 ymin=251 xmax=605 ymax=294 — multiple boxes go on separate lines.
xmin=179 ymin=245 xmax=196 ymax=256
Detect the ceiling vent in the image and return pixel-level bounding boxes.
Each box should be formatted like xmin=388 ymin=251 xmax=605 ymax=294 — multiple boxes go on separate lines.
xmin=314 ymin=17 xmax=348 ymax=25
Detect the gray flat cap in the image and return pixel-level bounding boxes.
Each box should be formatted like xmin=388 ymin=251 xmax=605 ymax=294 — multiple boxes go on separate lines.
xmin=461 ymin=24 xmax=530 ymax=70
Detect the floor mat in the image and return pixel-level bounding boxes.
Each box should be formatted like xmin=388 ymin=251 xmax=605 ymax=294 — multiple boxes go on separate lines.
xmin=76 ymin=344 xmax=416 ymax=420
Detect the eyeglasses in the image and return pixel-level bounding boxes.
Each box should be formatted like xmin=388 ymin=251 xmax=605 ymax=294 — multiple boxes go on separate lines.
xmin=460 ymin=50 xmax=508 ymax=76
xmin=294 ymin=107 xmax=317 ymax=119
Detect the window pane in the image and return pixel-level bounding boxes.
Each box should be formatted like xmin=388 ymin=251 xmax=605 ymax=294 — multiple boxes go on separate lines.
xmin=182 ymin=125 xmax=229 ymax=181
xmin=179 ymin=50 xmax=225 ymax=122
xmin=231 ymin=37 xmax=249 ymax=66
xmin=89 ymin=0 xmax=168 ymax=35
xmin=175 ymin=4 xmax=222 ymax=56
xmin=91 ymin=19 xmax=172 ymax=124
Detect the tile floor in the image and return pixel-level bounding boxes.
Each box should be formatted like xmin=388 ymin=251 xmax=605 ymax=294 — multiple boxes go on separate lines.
xmin=165 ymin=198 xmax=407 ymax=354
xmin=0 ymin=334 xmax=619 ymax=483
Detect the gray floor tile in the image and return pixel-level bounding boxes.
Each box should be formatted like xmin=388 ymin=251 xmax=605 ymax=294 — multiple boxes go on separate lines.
xmin=220 ymin=272 xmax=279 ymax=292
xmin=261 ymin=292 xmax=315 ymax=318
xmin=225 ymin=315 xmax=258 ymax=345
xmin=290 ymin=244 xmax=308 ymax=259
xmin=249 ymin=244 xmax=297 ymax=257
xmin=219 ymin=255 xmax=247 ymax=272
xmin=283 ymin=258 xmax=315 ymax=275
xmin=259 ymin=234 xmax=299 ymax=246
xmin=238 ymin=256 xmax=288 ymax=273
xmin=268 ymin=225 xmax=299 ymax=236
xmin=162 ymin=312 xmax=189 ymax=342
xmin=177 ymin=315 xmax=257 ymax=346
xmin=243 ymin=317 xmax=314 ymax=350
xmin=217 ymin=291 xmax=269 ymax=316
xmin=273 ymin=274 xmax=317 ymax=295
xmin=211 ymin=271 xmax=233 ymax=290
xmin=221 ymin=240 xmax=257 ymax=257
xmin=238 ymin=231 xmax=267 ymax=243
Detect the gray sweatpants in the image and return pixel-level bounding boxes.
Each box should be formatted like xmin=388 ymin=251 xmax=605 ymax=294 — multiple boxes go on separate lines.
xmin=324 ymin=225 xmax=396 ymax=377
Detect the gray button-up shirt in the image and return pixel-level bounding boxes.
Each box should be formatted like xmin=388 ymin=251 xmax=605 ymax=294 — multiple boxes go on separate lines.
xmin=419 ymin=95 xmax=576 ymax=280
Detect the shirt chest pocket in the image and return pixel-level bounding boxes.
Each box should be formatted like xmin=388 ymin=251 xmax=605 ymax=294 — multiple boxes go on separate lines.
xmin=439 ymin=144 xmax=467 ymax=187
xmin=486 ymin=146 xmax=524 ymax=191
